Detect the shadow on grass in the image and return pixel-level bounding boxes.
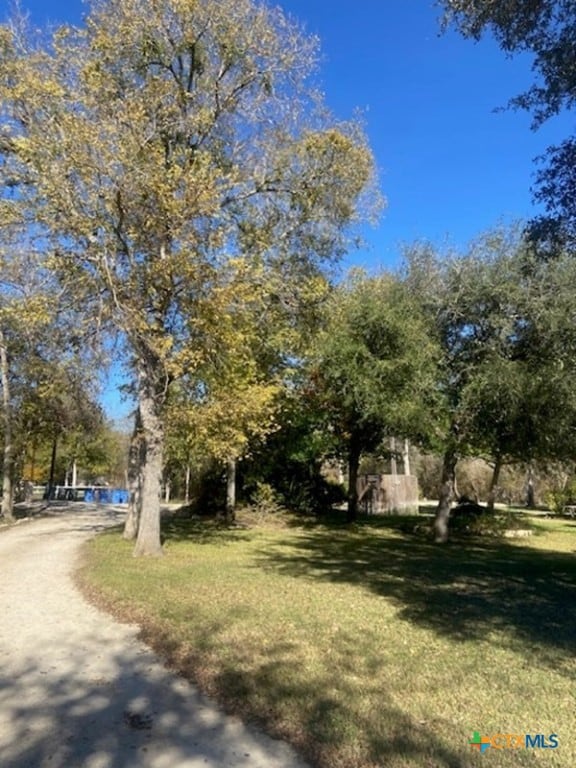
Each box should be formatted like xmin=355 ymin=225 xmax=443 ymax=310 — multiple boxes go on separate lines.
xmin=161 ymin=516 xmax=250 ymax=546
xmin=255 ymin=525 xmax=576 ymax=670
xmin=93 ymin=513 xmax=569 ymax=767
xmin=143 ymin=619 xmax=473 ymax=768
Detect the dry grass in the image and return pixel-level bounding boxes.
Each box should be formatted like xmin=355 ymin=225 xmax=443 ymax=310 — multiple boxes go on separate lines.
xmin=78 ymin=511 xmax=576 ymax=768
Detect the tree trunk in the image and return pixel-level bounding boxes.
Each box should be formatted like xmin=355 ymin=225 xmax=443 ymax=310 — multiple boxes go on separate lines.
xmin=47 ymin=436 xmax=58 ymax=501
xmin=124 ymin=407 xmax=144 ymax=541
xmin=487 ymin=454 xmax=503 ymax=511
xmin=133 ymin=382 xmax=164 ymax=557
xmin=124 ymin=499 xmax=140 ymax=540
xmin=225 ymin=456 xmax=236 ymax=522
xmin=390 ymin=436 xmax=397 ymax=475
xmin=0 ymin=329 xmax=15 ymax=522
xmin=403 ymin=439 xmax=411 ymax=476
xmin=30 ymin=441 xmax=36 ymax=484
xmin=72 ymin=459 xmax=78 ymax=488
xmin=433 ymin=449 xmax=458 ymax=543
xmin=525 ymin=466 xmax=536 ymax=509
xmin=184 ymin=463 xmax=191 ymax=505
xmin=164 ymin=478 xmax=171 ymax=503
xmin=347 ymin=433 xmax=361 ymax=523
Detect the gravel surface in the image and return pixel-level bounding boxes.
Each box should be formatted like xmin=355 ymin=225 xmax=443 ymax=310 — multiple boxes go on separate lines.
xmin=0 ymin=504 xmax=310 ymax=768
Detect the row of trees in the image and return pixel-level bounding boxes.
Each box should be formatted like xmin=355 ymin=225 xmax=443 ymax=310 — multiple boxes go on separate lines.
xmin=3 ymin=221 xmax=575 ymax=540
xmin=140 ymin=228 xmax=576 ymax=545
xmin=267 ymin=231 xmax=576 ymax=542
xmin=2 ymin=0 xmax=575 ymax=550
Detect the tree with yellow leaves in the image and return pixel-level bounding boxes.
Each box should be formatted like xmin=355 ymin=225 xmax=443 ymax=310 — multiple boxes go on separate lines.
xmin=0 ymin=0 xmax=378 ymax=554
xmin=0 ymin=225 xmax=103 ymax=520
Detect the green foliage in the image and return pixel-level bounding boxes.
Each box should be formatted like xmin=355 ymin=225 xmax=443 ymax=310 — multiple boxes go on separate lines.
xmin=0 ymin=225 xmax=105 ymax=517
xmin=546 ymin=476 xmax=576 ymax=515
xmin=239 ymin=394 xmax=345 ymax=516
xmin=313 ymin=273 xmax=441 ymax=447
xmin=248 ymin=482 xmax=285 ymax=518
xmin=312 ymin=271 xmax=441 ymax=440
xmin=449 ymin=508 xmax=531 ymax=538
xmin=403 ymin=227 xmax=576 ymax=540
xmin=0 ymin=0 xmax=378 ymax=552
xmin=404 ymin=230 xmax=576 ymax=465
xmin=306 ymin=270 xmax=443 ymax=521
xmin=440 ymin=0 xmax=576 ymax=124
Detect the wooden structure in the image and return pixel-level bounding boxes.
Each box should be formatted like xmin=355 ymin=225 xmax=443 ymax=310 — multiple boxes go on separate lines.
xmin=357 ymin=473 xmax=418 ymax=515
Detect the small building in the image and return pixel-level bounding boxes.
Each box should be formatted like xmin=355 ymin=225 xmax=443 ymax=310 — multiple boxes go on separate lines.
xmin=357 ymin=473 xmax=418 ymax=515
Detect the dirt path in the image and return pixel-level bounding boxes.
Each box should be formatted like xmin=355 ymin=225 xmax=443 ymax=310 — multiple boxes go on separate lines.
xmin=0 ymin=505 xmax=309 ymax=768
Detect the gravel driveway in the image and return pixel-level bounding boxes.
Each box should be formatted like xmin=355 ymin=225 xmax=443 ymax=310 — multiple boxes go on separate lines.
xmin=0 ymin=505 xmax=309 ymax=768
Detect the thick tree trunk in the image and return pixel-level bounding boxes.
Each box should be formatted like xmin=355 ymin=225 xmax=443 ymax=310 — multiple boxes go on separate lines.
xmin=0 ymin=329 xmax=15 ymax=522
xmin=225 ymin=456 xmax=236 ymax=522
xmin=123 ymin=501 xmax=140 ymax=541
xmin=133 ymin=383 xmax=164 ymax=557
xmin=124 ymin=407 xmax=144 ymax=541
xmin=347 ymin=433 xmax=361 ymax=523
xmin=487 ymin=454 xmax=503 ymax=511
xmin=433 ymin=449 xmax=458 ymax=543
xmin=122 ymin=408 xmax=146 ymax=541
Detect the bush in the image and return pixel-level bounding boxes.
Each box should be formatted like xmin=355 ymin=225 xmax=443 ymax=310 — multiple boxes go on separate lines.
xmin=249 ymin=482 xmax=285 ymax=518
xmin=546 ymin=477 xmax=576 ymax=515
xmin=450 ymin=506 xmax=528 ymax=537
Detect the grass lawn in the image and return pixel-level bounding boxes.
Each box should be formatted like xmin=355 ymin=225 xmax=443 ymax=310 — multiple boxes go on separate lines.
xmin=78 ymin=511 xmax=576 ymax=768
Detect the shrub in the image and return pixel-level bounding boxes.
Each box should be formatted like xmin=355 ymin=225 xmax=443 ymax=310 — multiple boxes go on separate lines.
xmin=450 ymin=507 xmax=528 ymax=537
xmin=546 ymin=477 xmax=576 ymax=515
xmin=249 ymin=482 xmax=285 ymax=518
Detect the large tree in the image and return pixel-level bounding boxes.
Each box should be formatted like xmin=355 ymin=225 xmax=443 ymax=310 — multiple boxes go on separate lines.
xmin=438 ymin=0 xmax=576 ymax=246
xmin=405 ymin=228 xmax=576 ymax=541
xmin=310 ymin=271 xmax=440 ymax=522
xmin=0 ymin=0 xmax=377 ymax=554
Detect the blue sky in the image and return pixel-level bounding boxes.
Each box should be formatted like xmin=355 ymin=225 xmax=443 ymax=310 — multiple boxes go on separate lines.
xmin=10 ymin=0 xmax=571 ymax=270
xmin=4 ymin=0 xmax=572 ymax=417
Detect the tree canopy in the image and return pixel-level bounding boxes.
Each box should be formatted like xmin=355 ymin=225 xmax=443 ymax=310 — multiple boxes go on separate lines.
xmin=309 ymin=271 xmax=440 ymax=521
xmin=0 ymin=0 xmax=378 ymax=552
xmin=405 ymin=227 xmax=576 ymax=539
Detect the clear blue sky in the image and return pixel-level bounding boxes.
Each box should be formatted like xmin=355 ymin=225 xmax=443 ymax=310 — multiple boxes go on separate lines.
xmin=4 ymin=0 xmax=572 ymax=417
xmin=9 ymin=0 xmax=571 ymax=268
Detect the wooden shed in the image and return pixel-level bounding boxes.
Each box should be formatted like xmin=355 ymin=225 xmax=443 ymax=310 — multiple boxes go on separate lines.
xmin=357 ymin=473 xmax=418 ymax=515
